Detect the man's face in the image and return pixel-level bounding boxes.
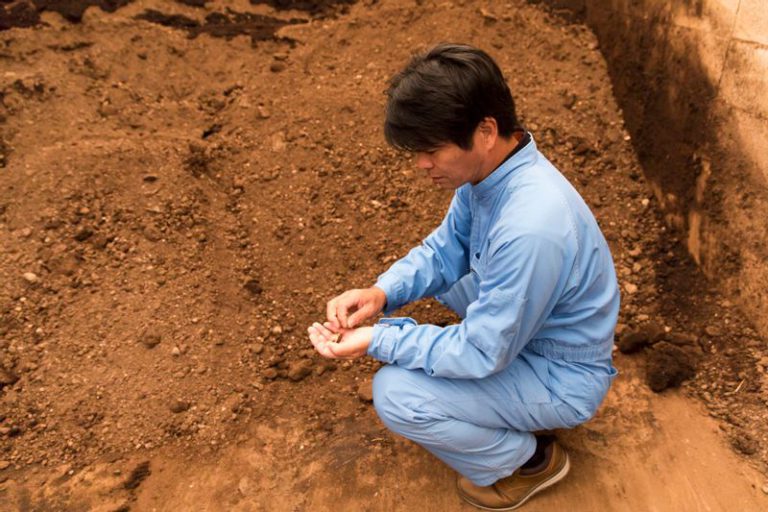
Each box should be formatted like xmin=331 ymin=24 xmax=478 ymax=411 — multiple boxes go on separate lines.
xmin=413 ymin=127 xmax=488 ymax=190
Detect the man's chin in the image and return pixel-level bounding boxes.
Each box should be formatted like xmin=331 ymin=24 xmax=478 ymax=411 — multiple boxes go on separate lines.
xmin=431 ymin=178 xmax=455 ymax=189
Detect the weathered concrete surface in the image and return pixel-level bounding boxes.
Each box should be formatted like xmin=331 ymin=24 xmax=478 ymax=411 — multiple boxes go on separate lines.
xmin=549 ymin=0 xmax=768 ymax=336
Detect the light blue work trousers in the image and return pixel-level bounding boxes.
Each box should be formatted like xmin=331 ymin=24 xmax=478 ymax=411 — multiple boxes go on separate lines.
xmin=372 ymin=275 xmax=617 ymax=486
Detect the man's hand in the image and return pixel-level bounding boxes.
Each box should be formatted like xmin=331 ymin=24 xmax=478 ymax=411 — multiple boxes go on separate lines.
xmin=307 ymin=322 xmax=373 ymax=360
xmin=326 ymin=287 xmax=387 ymax=330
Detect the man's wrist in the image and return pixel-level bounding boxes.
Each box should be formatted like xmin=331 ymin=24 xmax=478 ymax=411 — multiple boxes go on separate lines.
xmin=372 ymin=274 xmax=403 ymax=314
xmin=371 ymin=286 xmax=388 ymax=312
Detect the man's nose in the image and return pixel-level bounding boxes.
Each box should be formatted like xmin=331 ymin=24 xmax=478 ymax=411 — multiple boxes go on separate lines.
xmin=415 ymin=152 xmax=433 ymax=170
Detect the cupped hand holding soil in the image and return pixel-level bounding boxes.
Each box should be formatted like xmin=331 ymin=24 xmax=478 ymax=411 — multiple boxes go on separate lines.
xmin=307 ymin=321 xmax=373 ymax=359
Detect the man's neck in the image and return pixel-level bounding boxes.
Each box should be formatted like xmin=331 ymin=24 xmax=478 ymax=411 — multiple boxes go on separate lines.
xmin=475 ymin=131 xmax=525 ymax=184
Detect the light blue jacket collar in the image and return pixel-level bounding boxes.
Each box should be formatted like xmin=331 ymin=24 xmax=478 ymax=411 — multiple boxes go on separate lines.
xmin=471 ymin=135 xmax=538 ymax=200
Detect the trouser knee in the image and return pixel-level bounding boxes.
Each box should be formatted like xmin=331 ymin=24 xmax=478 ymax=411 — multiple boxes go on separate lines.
xmin=372 ymin=365 xmax=431 ymax=435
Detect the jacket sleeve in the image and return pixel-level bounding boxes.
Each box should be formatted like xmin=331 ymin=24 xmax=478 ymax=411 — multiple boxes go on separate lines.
xmin=367 ymin=232 xmax=568 ymax=378
xmin=373 ymin=187 xmax=471 ymax=314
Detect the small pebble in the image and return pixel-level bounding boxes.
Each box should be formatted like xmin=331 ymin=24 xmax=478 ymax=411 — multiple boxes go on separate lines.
xmin=0 ymin=367 xmax=19 ymax=386
xmin=238 ymin=476 xmax=251 ymax=496
xmin=624 ymin=282 xmax=638 ymax=294
xmin=140 ymin=332 xmax=161 ymax=349
xmin=22 ymin=272 xmax=39 ymax=284
xmin=244 ymin=279 xmax=263 ymax=295
xmin=705 ymin=325 xmax=723 ymax=337
xmin=0 ymin=460 xmax=10 ymax=470
xmin=357 ymin=379 xmax=374 ymax=403
xmin=74 ymin=228 xmax=93 ymax=242
xmin=287 ymin=360 xmax=313 ymax=382
xmin=257 ymin=106 xmax=271 ymax=119
xmin=169 ymin=400 xmax=190 ymax=414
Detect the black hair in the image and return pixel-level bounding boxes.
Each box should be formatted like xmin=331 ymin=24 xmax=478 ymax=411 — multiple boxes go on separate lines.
xmin=384 ymin=43 xmax=519 ymax=152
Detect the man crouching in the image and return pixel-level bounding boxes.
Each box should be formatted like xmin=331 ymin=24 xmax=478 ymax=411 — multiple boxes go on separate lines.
xmin=308 ymin=43 xmax=620 ymax=510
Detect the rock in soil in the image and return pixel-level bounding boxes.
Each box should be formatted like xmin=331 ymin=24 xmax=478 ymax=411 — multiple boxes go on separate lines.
xmin=287 ymin=360 xmax=313 ymax=382
xmin=731 ymin=432 xmax=758 ymax=456
xmin=22 ymin=272 xmax=39 ymax=283
xmin=0 ymin=367 xmax=19 ymax=388
xmin=356 ymin=378 xmax=373 ymax=403
xmin=243 ymin=278 xmax=263 ymax=295
xmin=646 ymin=342 xmax=697 ymax=392
xmin=74 ymin=228 xmax=93 ymax=242
xmin=618 ymin=331 xmax=651 ymax=354
xmin=169 ymin=400 xmax=191 ymax=414
xmin=139 ymin=331 xmax=162 ymax=349
xmin=618 ymin=322 xmax=664 ymax=354
xmin=123 ymin=461 xmax=151 ymax=490
xmin=665 ymin=332 xmax=699 ymax=347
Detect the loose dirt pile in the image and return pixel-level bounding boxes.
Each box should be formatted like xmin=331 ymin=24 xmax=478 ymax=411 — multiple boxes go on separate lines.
xmin=0 ymin=0 xmax=766 ymax=508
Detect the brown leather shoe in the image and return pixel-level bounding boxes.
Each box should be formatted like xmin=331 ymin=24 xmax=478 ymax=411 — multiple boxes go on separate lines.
xmin=457 ymin=442 xmax=570 ymax=510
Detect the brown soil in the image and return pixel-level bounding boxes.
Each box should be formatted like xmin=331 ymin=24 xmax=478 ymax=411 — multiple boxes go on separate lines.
xmin=1 ymin=0 xmax=767 ymax=510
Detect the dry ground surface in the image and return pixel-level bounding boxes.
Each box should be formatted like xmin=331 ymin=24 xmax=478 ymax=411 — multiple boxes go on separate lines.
xmin=1 ymin=0 xmax=767 ymax=510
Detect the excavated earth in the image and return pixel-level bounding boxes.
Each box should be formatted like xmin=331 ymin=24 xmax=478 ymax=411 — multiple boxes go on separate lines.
xmin=0 ymin=0 xmax=767 ymax=510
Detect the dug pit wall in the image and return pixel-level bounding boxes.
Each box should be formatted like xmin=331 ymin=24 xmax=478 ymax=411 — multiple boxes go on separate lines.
xmin=541 ymin=0 xmax=768 ymax=336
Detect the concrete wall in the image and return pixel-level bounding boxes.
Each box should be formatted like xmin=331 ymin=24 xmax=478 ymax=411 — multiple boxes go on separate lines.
xmin=544 ymin=0 xmax=768 ymax=334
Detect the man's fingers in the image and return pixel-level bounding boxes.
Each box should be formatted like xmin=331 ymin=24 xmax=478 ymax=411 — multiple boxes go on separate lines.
xmin=347 ymin=303 xmax=372 ymax=328
xmin=307 ymin=325 xmax=324 ymax=346
xmin=328 ymin=293 xmax=353 ymax=329
xmin=337 ymin=302 xmax=350 ymax=329
xmin=326 ymin=298 xmax=340 ymax=329
xmin=315 ymin=322 xmax=337 ymax=339
xmin=323 ymin=322 xmax=344 ymax=339
xmin=312 ymin=322 xmax=334 ymax=340
xmin=309 ymin=324 xmax=334 ymax=345
xmin=308 ymin=325 xmax=339 ymax=359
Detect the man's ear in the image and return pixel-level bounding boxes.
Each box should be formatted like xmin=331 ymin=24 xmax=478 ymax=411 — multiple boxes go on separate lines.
xmin=477 ymin=117 xmax=499 ymax=149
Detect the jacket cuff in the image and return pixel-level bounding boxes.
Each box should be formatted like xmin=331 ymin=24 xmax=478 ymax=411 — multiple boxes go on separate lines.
xmin=368 ymin=317 xmax=417 ymax=362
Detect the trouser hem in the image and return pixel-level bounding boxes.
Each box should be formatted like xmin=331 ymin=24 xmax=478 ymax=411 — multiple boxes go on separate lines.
xmin=463 ymin=432 xmax=537 ymax=487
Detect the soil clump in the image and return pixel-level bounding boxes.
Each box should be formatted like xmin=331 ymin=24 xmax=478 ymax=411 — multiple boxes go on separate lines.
xmin=1 ymin=0 xmax=134 ymax=29
xmin=135 ymin=8 xmax=306 ymax=43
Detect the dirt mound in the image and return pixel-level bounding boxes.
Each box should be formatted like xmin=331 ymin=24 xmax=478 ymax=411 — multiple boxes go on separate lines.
xmin=1 ymin=0 xmax=134 ymax=29
xmin=135 ymin=8 xmax=306 ymax=43
xmin=0 ymin=0 xmax=353 ymax=32
xmin=250 ymin=0 xmax=356 ymax=13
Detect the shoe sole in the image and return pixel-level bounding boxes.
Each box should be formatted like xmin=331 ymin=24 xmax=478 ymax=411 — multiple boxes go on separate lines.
xmin=458 ymin=451 xmax=571 ymax=511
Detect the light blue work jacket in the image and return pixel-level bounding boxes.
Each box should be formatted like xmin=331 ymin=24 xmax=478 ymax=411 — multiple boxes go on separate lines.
xmin=368 ymin=136 xmax=620 ymax=379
